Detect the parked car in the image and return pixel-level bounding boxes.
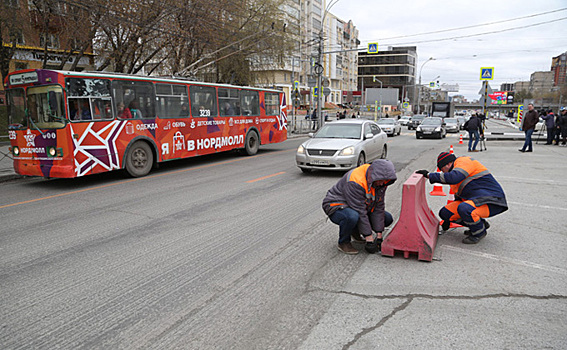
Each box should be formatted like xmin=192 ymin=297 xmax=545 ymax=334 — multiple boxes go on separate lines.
xmin=416 ymin=117 xmax=447 ymax=139
xmin=296 ymin=119 xmax=388 ymax=173
xmin=377 ymin=118 xmax=401 ymax=136
xmin=456 ymin=116 xmax=466 ymax=130
xmin=444 ymin=118 xmax=460 ymax=133
xmin=399 ymin=115 xmax=412 ymax=126
xmin=408 ymin=114 xmax=427 ymax=130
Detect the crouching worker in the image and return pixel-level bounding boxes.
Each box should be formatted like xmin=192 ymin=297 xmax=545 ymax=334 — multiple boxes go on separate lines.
xmin=322 ymin=160 xmax=397 ymax=255
xmin=416 ymin=152 xmax=508 ymax=244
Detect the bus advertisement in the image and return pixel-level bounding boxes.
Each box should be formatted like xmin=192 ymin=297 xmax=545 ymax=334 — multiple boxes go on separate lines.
xmin=5 ymin=69 xmax=288 ymax=178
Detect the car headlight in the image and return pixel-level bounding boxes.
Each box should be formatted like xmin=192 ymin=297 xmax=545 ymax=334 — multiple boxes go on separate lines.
xmin=435 ymin=127 xmax=441 ymax=132
xmin=297 ymin=145 xmax=305 ymax=154
xmin=416 ymin=126 xmax=422 ymax=131
xmin=340 ymin=146 xmax=355 ymax=156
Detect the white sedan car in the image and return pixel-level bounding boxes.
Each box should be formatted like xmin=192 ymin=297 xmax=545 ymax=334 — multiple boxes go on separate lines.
xmin=399 ymin=115 xmax=412 ymax=126
xmin=377 ymin=118 xmax=402 ymax=136
xmin=296 ymin=119 xmax=388 ymax=173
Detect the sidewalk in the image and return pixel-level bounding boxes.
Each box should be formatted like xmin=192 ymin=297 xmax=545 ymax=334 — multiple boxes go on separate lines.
xmin=0 ymin=143 xmax=20 ymax=182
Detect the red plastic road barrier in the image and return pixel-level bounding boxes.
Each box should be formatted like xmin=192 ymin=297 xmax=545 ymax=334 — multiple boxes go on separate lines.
xmin=381 ymin=173 xmax=439 ymax=262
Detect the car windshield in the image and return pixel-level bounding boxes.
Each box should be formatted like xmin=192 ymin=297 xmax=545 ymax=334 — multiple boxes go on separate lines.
xmin=314 ymin=123 xmax=361 ymax=139
xmin=412 ymin=116 xmax=425 ymax=121
xmin=445 ymin=118 xmax=457 ymax=123
xmin=421 ymin=118 xmax=442 ymax=126
xmin=377 ymin=119 xmax=394 ymax=125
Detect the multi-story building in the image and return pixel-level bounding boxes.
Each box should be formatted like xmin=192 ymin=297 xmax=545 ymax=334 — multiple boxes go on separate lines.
xmin=514 ymin=81 xmax=530 ymax=93
xmin=0 ymin=1 xmax=94 ymax=103
xmin=253 ymin=0 xmax=359 ymax=111
xmin=529 ymin=71 xmax=555 ymax=92
xmin=500 ymin=83 xmax=515 ymax=92
xmin=357 ymin=46 xmax=417 ymax=108
xmin=551 ymin=51 xmax=567 ymax=86
xmin=323 ymin=13 xmax=359 ymax=105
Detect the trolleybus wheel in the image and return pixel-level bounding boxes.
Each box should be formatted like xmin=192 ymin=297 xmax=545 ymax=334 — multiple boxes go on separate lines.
xmin=244 ymin=131 xmax=260 ymax=156
xmin=126 ymin=141 xmax=153 ymax=177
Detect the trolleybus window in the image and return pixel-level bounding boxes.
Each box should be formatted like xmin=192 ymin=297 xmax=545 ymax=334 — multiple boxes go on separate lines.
xmin=218 ymin=88 xmax=240 ymax=116
xmin=241 ymin=90 xmax=260 ymax=116
xmin=265 ymin=92 xmax=280 ymax=115
xmin=190 ymin=85 xmax=217 ymax=118
xmin=66 ymin=78 xmax=112 ymax=121
xmin=6 ymin=88 xmax=27 ymax=130
xmin=112 ymin=80 xmax=155 ymax=119
xmin=156 ymin=83 xmax=189 ymax=118
xmin=27 ymin=85 xmax=66 ymax=129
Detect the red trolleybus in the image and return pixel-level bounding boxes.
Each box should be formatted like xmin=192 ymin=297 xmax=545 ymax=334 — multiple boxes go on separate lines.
xmin=5 ymin=69 xmax=287 ymax=178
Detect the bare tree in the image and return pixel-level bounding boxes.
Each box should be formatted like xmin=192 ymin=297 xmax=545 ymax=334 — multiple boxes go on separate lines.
xmin=0 ymin=0 xmax=28 ymax=79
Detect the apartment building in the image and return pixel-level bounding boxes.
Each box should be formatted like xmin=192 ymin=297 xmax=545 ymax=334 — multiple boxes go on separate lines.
xmin=253 ymin=0 xmax=359 ymax=109
xmin=323 ymin=13 xmax=359 ymax=105
xmin=551 ymin=51 xmax=567 ymax=86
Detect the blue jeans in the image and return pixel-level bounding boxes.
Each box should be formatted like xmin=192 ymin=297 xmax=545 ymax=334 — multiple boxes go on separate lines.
xmin=521 ymin=128 xmax=534 ymax=151
xmin=330 ymin=208 xmax=393 ymax=244
xmin=468 ymin=130 xmax=480 ymax=151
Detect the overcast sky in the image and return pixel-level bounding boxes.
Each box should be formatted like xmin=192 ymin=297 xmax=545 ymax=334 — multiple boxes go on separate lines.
xmin=329 ymin=0 xmax=567 ymax=100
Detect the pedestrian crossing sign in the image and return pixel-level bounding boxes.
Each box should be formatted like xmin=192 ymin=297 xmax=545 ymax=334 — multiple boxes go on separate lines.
xmin=367 ymin=43 xmax=378 ymax=54
xmin=480 ymin=67 xmax=494 ymax=80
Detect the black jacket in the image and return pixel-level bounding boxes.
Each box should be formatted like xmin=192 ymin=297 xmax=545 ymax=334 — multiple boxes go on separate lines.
xmin=465 ymin=115 xmax=481 ymax=132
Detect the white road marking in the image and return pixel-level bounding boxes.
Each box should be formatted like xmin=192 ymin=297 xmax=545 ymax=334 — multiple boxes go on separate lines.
xmin=442 ymin=245 xmax=567 ymax=275
xmin=507 ymin=201 xmax=567 ymax=212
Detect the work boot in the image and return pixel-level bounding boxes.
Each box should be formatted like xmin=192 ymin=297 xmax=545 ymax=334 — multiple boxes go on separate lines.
xmin=462 ymin=230 xmax=487 ymax=244
xmin=464 ymin=220 xmax=490 ymax=235
xmin=441 ymin=220 xmax=451 ymax=231
xmin=338 ymin=242 xmax=358 ymax=255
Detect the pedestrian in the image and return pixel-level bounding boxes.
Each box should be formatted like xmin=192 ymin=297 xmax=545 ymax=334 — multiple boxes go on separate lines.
xmin=464 ymin=113 xmax=481 ymax=152
xmin=322 ymin=160 xmax=397 ymax=255
xmin=541 ymin=109 xmax=555 ymax=145
xmin=415 ymin=152 xmax=508 ymax=244
xmin=558 ymin=107 xmax=567 ymax=146
xmin=519 ymin=103 xmax=539 ymax=152
xmin=311 ymin=109 xmax=318 ymax=130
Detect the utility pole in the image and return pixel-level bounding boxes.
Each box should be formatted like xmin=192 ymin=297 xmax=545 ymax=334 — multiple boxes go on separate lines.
xmin=317 ymin=30 xmax=323 ymax=131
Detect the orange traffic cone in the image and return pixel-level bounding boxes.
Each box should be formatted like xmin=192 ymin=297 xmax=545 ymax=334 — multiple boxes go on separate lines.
xmin=459 ymin=134 xmax=463 ymax=144
xmin=449 ymin=145 xmax=454 ymax=154
xmin=429 ymin=167 xmax=446 ymax=196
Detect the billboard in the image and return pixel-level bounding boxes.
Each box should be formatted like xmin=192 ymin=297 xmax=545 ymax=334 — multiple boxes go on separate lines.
xmin=489 ymin=91 xmax=514 ymax=105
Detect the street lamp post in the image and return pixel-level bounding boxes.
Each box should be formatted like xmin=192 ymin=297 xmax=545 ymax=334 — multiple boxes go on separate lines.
xmin=316 ymin=0 xmax=340 ymax=130
xmin=373 ymin=78 xmax=383 ymax=120
xmin=416 ymin=57 xmax=435 ymax=114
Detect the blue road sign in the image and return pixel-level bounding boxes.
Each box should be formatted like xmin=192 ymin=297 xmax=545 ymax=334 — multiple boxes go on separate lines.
xmin=480 ymin=67 xmax=494 ymax=80
xmin=367 ymin=43 xmax=378 ymax=54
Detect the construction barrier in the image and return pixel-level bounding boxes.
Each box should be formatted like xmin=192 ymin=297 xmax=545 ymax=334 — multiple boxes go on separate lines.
xmin=381 ymin=173 xmax=439 ymax=262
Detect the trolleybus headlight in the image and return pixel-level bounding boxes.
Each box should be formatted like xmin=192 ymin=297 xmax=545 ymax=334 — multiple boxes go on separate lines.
xmin=46 ymin=147 xmax=63 ymax=157
xmin=12 ymin=146 xmax=20 ymax=156
xmin=47 ymin=146 xmax=57 ymax=157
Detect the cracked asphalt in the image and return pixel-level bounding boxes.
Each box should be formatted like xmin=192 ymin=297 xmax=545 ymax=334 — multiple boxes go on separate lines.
xmin=298 ymin=141 xmax=567 ymax=350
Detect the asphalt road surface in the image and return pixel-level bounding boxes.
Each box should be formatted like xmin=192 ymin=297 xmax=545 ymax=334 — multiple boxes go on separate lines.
xmin=1 ymin=120 xmax=565 ymax=349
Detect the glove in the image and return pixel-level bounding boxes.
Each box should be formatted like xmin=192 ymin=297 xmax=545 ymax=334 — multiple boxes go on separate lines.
xmin=415 ymin=170 xmax=429 ymax=178
xmin=364 ymin=233 xmax=382 ymax=254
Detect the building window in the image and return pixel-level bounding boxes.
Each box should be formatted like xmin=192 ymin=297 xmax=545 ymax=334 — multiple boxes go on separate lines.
xmin=9 ymin=29 xmax=25 ymax=45
xmin=40 ymin=33 xmax=60 ymax=49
